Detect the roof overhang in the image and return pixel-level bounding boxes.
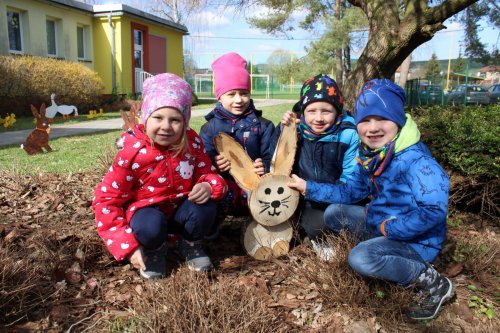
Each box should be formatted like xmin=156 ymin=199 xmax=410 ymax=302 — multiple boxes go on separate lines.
xmin=39 ymin=0 xmax=189 ymax=35
xmin=93 ymin=4 xmax=189 ymax=35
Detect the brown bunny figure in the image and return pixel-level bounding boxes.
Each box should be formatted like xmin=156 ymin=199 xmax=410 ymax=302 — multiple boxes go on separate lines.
xmin=116 ymin=101 xmax=141 ymax=149
xmin=119 ymin=101 xmax=141 ymax=132
xmin=215 ymin=112 xmax=299 ymax=260
xmin=23 ymin=103 xmax=53 ymax=155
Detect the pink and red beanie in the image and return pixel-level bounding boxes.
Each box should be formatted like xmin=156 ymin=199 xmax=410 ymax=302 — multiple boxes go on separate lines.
xmin=211 ymin=52 xmax=251 ymax=99
xmin=140 ymin=73 xmax=192 ymax=125
xmin=354 ymin=79 xmax=406 ymax=127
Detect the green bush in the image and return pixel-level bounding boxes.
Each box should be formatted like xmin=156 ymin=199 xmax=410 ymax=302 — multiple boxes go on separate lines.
xmin=0 ymin=55 xmax=104 ymax=116
xmin=413 ymin=104 xmax=500 ymax=179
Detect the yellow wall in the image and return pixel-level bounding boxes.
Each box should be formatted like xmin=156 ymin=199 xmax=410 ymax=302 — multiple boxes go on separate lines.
xmin=92 ymin=14 xmax=185 ymax=95
xmin=1 ymin=1 xmax=186 ymax=96
xmin=0 ymin=0 xmax=94 ymax=68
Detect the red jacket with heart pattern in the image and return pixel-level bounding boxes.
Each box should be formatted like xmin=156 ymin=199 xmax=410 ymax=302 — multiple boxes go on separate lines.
xmin=92 ymin=125 xmax=227 ymax=261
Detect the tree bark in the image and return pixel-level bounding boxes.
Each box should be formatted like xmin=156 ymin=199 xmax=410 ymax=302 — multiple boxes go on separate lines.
xmin=334 ymin=0 xmax=343 ymax=88
xmin=343 ymin=0 xmax=479 ymax=111
xmin=398 ymin=54 xmax=412 ymax=88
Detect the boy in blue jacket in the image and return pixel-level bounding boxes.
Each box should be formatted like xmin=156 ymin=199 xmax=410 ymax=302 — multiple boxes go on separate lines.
xmin=200 ymin=52 xmax=275 ymax=224
xmin=288 ymin=79 xmax=454 ymax=321
xmin=272 ymin=74 xmax=359 ymax=260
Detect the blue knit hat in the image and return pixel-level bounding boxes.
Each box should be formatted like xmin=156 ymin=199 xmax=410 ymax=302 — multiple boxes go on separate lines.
xmin=354 ymin=79 xmax=406 ymax=127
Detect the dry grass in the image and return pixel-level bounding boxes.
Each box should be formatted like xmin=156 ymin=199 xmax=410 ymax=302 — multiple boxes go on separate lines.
xmin=134 ymin=270 xmax=289 ymax=333
xmin=287 ymin=233 xmax=415 ymax=332
xmin=0 ymin=242 xmax=54 ymax=326
xmin=1 ymin=169 xmax=500 ymax=332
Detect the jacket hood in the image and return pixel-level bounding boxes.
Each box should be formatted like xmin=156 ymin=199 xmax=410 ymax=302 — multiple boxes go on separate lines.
xmin=395 ymin=114 xmax=420 ymax=153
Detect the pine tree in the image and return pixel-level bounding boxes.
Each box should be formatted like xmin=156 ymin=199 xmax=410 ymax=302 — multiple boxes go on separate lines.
xmin=425 ymin=53 xmax=442 ymax=84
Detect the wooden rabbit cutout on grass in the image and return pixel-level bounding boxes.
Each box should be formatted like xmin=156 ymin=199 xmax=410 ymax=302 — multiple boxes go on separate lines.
xmin=119 ymin=101 xmax=141 ymax=132
xmin=116 ymin=102 xmax=141 ymax=149
xmin=215 ymin=113 xmax=299 ymax=260
xmin=23 ymin=103 xmax=53 ymax=155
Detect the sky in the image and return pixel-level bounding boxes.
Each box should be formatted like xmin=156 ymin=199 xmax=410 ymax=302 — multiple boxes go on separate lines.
xmin=93 ymin=1 xmax=499 ymax=69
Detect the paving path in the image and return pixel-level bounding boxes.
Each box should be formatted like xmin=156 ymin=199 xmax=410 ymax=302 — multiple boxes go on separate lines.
xmin=0 ymin=99 xmax=294 ymax=147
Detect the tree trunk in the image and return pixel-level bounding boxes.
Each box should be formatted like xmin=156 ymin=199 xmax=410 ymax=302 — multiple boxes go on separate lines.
xmin=344 ymin=0 xmax=479 ymax=111
xmin=398 ymin=54 xmax=412 ymax=88
xmin=334 ymin=0 xmax=343 ymax=88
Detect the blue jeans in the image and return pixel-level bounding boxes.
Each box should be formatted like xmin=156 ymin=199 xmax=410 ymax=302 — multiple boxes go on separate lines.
xmin=324 ymin=204 xmax=427 ymax=287
xmin=130 ymin=199 xmax=216 ymax=248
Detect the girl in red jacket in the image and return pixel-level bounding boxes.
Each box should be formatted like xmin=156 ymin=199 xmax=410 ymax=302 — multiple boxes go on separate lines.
xmin=92 ymin=73 xmax=227 ymax=279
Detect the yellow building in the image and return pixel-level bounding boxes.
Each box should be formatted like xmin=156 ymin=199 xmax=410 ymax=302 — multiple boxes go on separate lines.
xmin=0 ymin=0 xmax=189 ymax=95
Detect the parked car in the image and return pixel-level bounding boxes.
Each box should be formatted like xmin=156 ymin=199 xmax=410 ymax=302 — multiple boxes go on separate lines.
xmin=445 ymin=84 xmax=490 ymax=105
xmin=487 ymin=84 xmax=500 ymax=104
xmin=417 ymin=84 xmax=443 ymax=105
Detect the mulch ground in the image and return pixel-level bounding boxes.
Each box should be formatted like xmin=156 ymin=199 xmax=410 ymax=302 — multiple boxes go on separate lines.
xmin=1 ymin=172 xmax=499 ymax=332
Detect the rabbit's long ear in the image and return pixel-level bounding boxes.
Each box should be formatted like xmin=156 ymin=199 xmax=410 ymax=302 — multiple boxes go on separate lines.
xmin=40 ymin=103 xmax=46 ymax=118
xmin=270 ymin=112 xmax=298 ymax=175
xmin=214 ymin=132 xmax=260 ymax=192
xmin=30 ymin=105 xmax=39 ymax=118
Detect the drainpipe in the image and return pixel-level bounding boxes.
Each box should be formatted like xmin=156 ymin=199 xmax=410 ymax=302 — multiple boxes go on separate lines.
xmin=108 ymin=12 xmax=116 ymax=93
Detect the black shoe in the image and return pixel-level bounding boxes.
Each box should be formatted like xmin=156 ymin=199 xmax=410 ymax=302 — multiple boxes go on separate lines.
xmin=178 ymin=239 xmax=213 ymax=272
xmin=139 ymin=243 xmax=167 ymax=279
xmin=405 ymin=276 xmax=455 ymax=320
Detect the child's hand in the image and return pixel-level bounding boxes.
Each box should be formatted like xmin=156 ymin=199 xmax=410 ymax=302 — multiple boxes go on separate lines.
xmin=253 ymin=158 xmax=265 ymax=175
xmin=128 ymin=247 xmax=146 ymax=271
xmin=288 ymin=174 xmax=307 ymax=195
xmin=281 ymin=111 xmax=299 ymax=125
xmin=188 ymin=182 xmax=212 ymax=204
xmin=215 ymin=154 xmax=231 ymax=172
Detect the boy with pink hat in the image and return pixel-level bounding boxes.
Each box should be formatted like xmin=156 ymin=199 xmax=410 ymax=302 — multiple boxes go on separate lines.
xmin=200 ymin=53 xmax=275 ymax=231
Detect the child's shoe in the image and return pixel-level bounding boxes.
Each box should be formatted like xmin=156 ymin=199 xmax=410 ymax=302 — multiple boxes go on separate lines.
xmin=311 ymin=239 xmax=335 ymax=262
xmin=405 ymin=266 xmax=455 ymax=320
xmin=178 ymin=238 xmax=213 ymax=272
xmin=140 ymin=242 xmax=168 ymax=279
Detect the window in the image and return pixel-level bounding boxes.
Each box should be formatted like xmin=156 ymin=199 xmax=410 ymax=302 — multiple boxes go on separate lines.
xmin=77 ymin=26 xmax=85 ymax=59
xmin=46 ymin=19 xmax=57 ymax=56
xmin=7 ymin=10 xmax=23 ymax=52
xmin=133 ymin=29 xmax=143 ymax=69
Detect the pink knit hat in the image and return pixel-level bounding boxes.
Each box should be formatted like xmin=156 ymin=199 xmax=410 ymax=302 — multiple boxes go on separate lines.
xmin=140 ymin=73 xmax=192 ymax=125
xmin=211 ymin=52 xmax=251 ymax=99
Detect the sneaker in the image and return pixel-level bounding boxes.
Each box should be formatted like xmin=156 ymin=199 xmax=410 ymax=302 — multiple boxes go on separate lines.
xmin=311 ymin=239 xmax=335 ymax=262
xmin=178 ymin=239 xmax=213 ymax=272
xmin=139 ymin=243 xmax=167 ymax=279
xmin=405 ymin=276 xmax=455 ymax=320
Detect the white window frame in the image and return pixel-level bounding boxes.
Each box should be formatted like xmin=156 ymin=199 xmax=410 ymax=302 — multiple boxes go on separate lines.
xmin=46 ymin=18 xmax=58 ymax=56
xmin=77 ymin=25 xmax=86 ymax=59
xmin=7 ymin=10 xmax=23 ymax=54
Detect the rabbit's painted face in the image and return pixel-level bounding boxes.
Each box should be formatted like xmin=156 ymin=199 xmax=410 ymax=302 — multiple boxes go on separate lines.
xmin=248 ymin=174 xmax=299 ymax=226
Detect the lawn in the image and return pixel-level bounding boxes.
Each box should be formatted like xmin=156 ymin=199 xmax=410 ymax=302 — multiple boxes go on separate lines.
xmin=0 ymin=98 xmax=220 ymax=132
xmin=0 ymin=102 xmax=294 ymax=173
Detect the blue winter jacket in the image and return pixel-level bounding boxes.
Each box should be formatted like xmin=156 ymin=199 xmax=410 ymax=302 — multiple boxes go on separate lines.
xmin=305 ymin=116 xmax=449 ymax=262
xmin=270 ymin=112 xmax=359 ymax=184
xmin=200 ymin=100 xmax=275 ymax=171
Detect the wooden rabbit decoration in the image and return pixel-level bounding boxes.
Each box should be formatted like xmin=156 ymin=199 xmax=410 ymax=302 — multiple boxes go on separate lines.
xmin=116 ymin=102 xmax=141 ymax=149
xmin=215 ymin=113 xmax=299 ymax=260
xmin=23 ymin=103 xmax=53 ymax=155
xmin=119 ymin=101 xmax=141 ymax=132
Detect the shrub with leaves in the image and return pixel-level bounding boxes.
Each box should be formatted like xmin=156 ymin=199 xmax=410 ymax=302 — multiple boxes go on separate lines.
xmin=414 ymin=105 xmax=499 ymax=178
xmin=0 ymin=55 xmax=104 ymax=116
xmin=413 ymin=105 xmax=499 ymax=218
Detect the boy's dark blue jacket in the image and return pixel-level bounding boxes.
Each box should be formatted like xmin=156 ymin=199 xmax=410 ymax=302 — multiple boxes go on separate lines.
xmin=200 ymin=100 xmax=275 ymax=171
